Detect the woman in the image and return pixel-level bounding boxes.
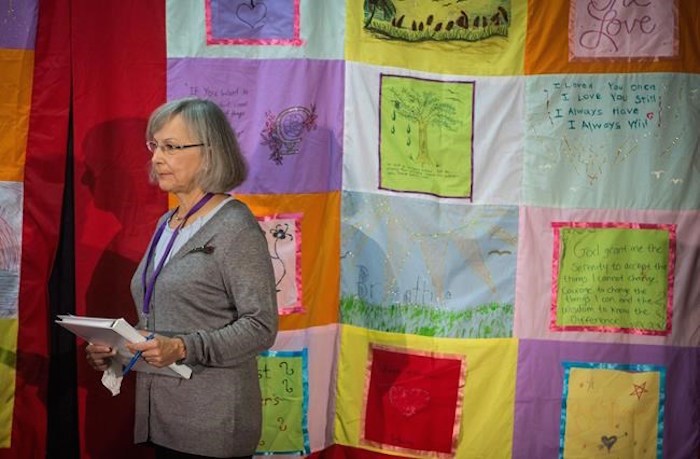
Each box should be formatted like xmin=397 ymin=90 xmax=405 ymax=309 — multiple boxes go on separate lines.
xmin=86 ymin=98 xmax=278 ymax=458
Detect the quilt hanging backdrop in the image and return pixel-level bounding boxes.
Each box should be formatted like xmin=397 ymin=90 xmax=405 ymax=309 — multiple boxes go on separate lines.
xmin=337 ymin=0 xmax=699 ymax=457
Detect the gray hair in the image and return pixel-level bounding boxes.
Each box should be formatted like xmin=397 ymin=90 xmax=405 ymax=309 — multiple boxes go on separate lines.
xmin=146 ymin=97 xmax=248 ymax=192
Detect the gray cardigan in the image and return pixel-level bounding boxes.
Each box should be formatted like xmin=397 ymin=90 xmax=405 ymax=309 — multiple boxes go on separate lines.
xmin=130 ymin=199 xmax=278 ymax=457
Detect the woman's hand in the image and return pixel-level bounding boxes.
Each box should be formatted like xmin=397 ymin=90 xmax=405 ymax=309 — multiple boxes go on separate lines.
xmin=85 ymin=344 xmax=116 ymax=371
xmin=126 ymin=335 xmax=186 ymax=368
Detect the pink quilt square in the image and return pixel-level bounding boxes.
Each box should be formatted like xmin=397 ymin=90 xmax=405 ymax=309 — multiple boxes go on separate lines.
xmin=362 ymin=345 xmax=466 ymax=456
xmin=569 ymin=0 xmax=678 ymax=60
xmin=257 ymin=213 xmax=303 ymax=315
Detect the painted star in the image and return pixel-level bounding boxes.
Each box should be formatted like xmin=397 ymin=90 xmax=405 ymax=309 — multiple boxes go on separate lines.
xmin=630 ymin=381 xmax=649 ymax=400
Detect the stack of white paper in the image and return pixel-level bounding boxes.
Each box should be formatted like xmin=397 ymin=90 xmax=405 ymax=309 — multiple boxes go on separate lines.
xmin=56 ymin=315 xmax=192 ymax=379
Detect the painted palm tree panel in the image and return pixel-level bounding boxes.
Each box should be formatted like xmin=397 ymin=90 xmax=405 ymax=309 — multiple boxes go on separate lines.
xmin=363 ymin=0 xmax=510 ymax=42
xmin=379 ymin=74 xmax=474 ymax=198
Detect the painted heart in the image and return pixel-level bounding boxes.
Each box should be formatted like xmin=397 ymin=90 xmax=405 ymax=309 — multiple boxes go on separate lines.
xmin=388 ymin=385 xmax=431 ymax=417
xmin=601 ymin=435 xmax=617 ymax=451
xmin=236 ymin=1 xmax=267 ymax=28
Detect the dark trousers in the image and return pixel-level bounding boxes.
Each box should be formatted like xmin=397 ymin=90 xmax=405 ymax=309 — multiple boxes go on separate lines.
xmin=154 ymin=444 xmax=252 ymax=459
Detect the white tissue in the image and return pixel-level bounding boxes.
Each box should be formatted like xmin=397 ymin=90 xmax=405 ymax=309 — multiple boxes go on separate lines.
xmin=101 ymin=359 xmax=124 ymax=396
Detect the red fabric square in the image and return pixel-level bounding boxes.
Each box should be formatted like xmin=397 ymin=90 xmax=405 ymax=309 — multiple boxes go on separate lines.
xmin=363 ymin=345 xmax=465 ymax=455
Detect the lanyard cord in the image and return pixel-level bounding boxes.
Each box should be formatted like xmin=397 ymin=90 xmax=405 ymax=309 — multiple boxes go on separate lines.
xmin=141 ymin=193 xmax=214 ymax=316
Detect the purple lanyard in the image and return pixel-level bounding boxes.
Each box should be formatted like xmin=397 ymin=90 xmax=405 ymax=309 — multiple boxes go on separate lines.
xmin=141 ymin=193 xmax=214 ymax=316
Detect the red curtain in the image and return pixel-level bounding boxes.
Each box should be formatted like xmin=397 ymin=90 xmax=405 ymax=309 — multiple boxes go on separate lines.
xmin=5 ymin=1 xmax=167 ymax=457
xmin=71 ymin=1 xmax=167 ymax=458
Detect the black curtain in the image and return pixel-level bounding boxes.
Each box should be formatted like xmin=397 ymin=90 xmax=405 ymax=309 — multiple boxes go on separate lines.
xmin=46 ymin=110 xmax=79 ymax=459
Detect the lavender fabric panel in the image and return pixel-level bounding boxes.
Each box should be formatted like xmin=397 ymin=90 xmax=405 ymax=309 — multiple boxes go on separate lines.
xmin=168 ymin=58 xmax=344 ymax=194
xmin=0 ymin=0 xmax=38 ymax=50
xmin=512 ymin=339 xmax=699 ymax=459
xmin=210 ymin=0 xmax=294 ymax=41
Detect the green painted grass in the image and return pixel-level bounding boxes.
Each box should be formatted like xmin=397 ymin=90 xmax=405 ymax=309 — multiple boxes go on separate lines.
xmin=367 ymin=19 xmax=508 ymax=42
xmin=340 ymin=295 xmax=513 ymax=338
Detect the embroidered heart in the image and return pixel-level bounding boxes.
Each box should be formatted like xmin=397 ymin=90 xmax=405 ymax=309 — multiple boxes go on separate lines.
xmin=601 ymin=435 xmax=617 ymax=451
xmin=236 ymin=1 xmax=267 ymax=28
xmin=388 ymin=385 xmax=430 ymax=417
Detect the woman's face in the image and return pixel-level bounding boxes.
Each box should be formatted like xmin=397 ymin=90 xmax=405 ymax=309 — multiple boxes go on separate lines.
xmin=150 ymin=114 xmax=204 ymax=195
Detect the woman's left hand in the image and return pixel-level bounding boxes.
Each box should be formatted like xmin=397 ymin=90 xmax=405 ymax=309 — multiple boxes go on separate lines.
xmin=126 ymin=335 xmax=186 ymax=368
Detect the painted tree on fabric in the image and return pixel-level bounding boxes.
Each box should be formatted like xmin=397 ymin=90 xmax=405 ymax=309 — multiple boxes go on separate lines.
xmin=388 ymin=87 xmax=460 ymax=165
xmin=363 ymin=0 xmax=397 ymax=28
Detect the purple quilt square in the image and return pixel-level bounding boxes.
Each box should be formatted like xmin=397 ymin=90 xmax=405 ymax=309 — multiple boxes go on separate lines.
xmin=206 ymin=0 xmax=301 ymax=45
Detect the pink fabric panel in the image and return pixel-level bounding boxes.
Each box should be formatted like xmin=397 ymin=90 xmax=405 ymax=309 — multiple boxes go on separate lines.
xmin=514 ymin=206 xmax=700 ymax=346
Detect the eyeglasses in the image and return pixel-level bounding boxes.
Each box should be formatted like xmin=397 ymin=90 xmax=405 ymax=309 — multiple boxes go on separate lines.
xmin=146 ymin=140 xmax=205 ymax=154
